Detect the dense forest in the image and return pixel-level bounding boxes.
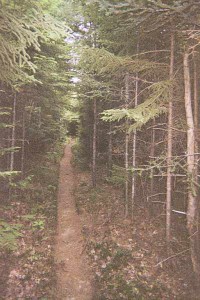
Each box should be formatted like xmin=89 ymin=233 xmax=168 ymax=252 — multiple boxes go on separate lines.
xmin=0 ymin=0 xmax=200 ymax=299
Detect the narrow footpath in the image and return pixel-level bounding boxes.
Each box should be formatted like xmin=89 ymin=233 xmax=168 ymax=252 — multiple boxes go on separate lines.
xmin=55 ymin=144 xmax=93 ymax=300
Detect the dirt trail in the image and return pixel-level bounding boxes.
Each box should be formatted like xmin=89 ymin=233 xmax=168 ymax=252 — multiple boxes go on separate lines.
xmin=55 ymin=144 xmax=93 ymax=300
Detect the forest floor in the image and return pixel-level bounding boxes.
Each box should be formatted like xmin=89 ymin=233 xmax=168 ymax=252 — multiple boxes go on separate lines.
xmin=1 ymin=143 xmax=199 ymax=299
xmin=0 ymin=150 xmax=59 ymax=299
xmin=72 ymin=162 xmax=200 ymax=299
xmin=55 ymin=142 xmax=200 ymax=299
xmin=55 ymin=144 xmax=93 ymax=300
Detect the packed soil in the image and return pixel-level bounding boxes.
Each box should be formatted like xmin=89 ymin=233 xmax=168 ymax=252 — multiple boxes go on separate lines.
xmin=55 ymin=144 xmax=93 ymax=300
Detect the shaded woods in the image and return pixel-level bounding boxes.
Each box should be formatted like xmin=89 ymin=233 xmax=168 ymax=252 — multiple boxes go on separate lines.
xmin=1 ymin=0 xmax=200 ymax=299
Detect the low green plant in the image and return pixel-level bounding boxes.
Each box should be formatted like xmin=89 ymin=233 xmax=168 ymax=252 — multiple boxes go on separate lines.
xmin=10 ymin=175 xmax=34 ymax=190
xmin=105 ymin=275 xmax=140 ymax=300
xmin=22 ymin=214 xmax=46 ymax=230
xmin=22 ymin=214 xmax=36 ymax=220
xmin=0 ymin=220 xmax=23 ymax=251
xmin=28 ymin=250 xmax=42 ymax=262
xmin=32 ymin=219 xmax=45 ymax=230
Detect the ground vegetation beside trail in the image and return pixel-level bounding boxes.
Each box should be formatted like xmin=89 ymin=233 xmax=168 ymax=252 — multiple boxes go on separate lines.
xmin=74 ymin=166 xmax=199 ymax=299
xmin=0 ymin=144 xmax=62 ymax=299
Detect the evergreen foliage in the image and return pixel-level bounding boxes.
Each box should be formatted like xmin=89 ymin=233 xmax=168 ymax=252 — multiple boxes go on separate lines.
xmin=1 ymin=0 xmax=200 ymax=297
xmin=0 ymin=1 xmax=76 ymax=297
xmin=72 ymin=0 xmax=200 ymax=290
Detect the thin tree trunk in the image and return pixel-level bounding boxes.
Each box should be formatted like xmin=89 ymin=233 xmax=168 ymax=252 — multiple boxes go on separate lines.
xmin=108 ymin=123 xmax=112 ymax=176
xmin=184 ymin=51 xmax=200 ymax=281
xmin=39 ymin=107 xmax=42 ymax=128
xmin=149 ymin=44 xmax=157 ymax=216
xmin=193 ymin=55 xmax=199 ymax=184
xmin=9 ymin=92 xmax=17 ymax=200
xmin=193 ymin=53 xmax=200 ymax=280
xmin=193 ymin=56 xmax=199 ymax=137
xmin=166 ymin=32 xmax=175 ymax=245
xmin=92 ymin=99 xmax=97 ymax=188
xmin=125 ymin=73 xmax=130 ymax=218
xmin=21 ymin=111 xmax=26 ymax=177
xmin=7 ymin=130 xmax=11 ymax=171
xmin=149 ymin=118 xmax=156 ymax=215
xmin=10 ymin=93 xmax=17 ymax=172
xmin=131 ymin=72 xmax=139 ymax=220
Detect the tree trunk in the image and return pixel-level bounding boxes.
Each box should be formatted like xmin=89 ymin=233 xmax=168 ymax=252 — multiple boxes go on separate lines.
xmin=193 ymin=55 xmax=199 ymax=182
xmin=166 ymin=32 xmax=175 ymax=245
xmin=21 ymin=111 xmax=26 ymax=177
xmin=10 ymin=93 xmax=17 ymax=173
xmin=131 ymin=72 xmax=139 ymax=220
xmin=193 ymin=55 xmax=199 ymax=138
xmin=9 ymin=92 xmax=17 ymax=200
xmin=149 ymin=118 xmax=156 ymax=215
xmin=108 ymin=123 xmax=112 ymax=176
xmin=125 ymin=73 xmax=130 ymax=218
xmin=184 ymin=51 xmax=200 ymax=282
xmin=92 ymin=99 xmax=97 ymax=188
xmin=193 ymin=53 xmax=200 ymax=280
